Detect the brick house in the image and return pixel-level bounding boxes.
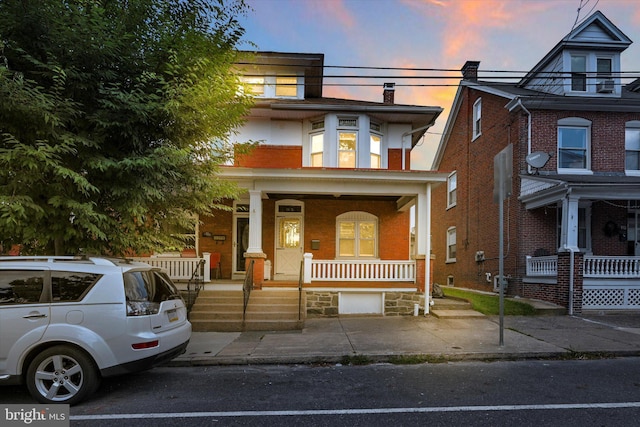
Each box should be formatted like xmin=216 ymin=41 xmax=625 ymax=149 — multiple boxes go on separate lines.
xmin=193 ymin=52 xmax=448 ymax=316
xmin=431 ymin=11 xmax=640 ymax=313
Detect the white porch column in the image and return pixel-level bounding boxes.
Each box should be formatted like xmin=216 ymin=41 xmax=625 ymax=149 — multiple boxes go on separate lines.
xmin=560 ymin=194 xmax=580 ymax=252
xmin=303 ymin=253 xmax=313 ymax=284
xmin=202 ymin=252 xmax=211 ymax=282
xmin=247 ymin=189 xmax=263 ymax=254
xmin=416 ymin=184 xmax=431 ymax=314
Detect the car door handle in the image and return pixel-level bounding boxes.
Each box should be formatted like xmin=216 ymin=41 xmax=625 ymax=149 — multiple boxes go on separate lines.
xmin=23 ymin=314 xmax=47 ymax=319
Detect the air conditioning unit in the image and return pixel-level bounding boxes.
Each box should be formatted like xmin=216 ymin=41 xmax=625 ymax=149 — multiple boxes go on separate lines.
xmin=493 ymin=275 xmax=508 ymax=292
xmin=596 ymin=79 xmax=614 ymax=93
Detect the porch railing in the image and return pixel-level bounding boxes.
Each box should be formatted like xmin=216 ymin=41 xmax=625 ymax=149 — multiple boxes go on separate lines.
xmin=131 ymin=252 xmax=211 ymax=282
xmin=306 ymin=257 xmax=416 ymax=282
xmin=583 ymin=256 xmax=640 ymax=278
xmin=525 ymin=255 xmax=558 ymax=276
xmin=526 ymin=254 xmax=640 ymax=279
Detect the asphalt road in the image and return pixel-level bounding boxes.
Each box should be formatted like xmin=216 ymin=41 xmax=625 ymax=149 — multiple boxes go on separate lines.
xmin=2 ymin=358 xmax=640 ymax=426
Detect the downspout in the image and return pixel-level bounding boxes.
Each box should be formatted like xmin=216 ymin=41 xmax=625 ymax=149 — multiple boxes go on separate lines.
xmin=515 ymin=98 xmax=532 ymax=172
xmin=569 ymin=249 xmax=575 ymax=316
xmin=402 ymin=123 xmax=435 ymax=170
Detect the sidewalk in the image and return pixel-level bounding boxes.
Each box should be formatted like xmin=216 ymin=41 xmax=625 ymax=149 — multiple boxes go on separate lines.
xmin=170 ymin=312 xmax=640 ymax=367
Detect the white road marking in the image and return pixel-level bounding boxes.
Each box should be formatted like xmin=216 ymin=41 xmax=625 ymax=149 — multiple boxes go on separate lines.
xmin=71 ymin=401 xmax=640 ymax=420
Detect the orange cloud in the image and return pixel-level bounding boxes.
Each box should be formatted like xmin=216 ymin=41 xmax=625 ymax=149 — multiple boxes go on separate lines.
xmin=307 ymin=0 xmax=356 ymax=30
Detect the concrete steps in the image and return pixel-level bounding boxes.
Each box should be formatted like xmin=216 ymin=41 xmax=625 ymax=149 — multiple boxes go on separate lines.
xmin=189 ymin=289 xmax=305 ymax=332
xmin=430 ymin=296 xmax=486 ymax=319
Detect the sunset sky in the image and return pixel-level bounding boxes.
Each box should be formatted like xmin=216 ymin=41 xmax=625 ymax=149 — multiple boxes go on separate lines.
xmin=237 ymin=0 xmax=640 ymax=169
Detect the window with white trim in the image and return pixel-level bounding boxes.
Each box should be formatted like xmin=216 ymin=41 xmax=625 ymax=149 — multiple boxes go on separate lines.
xmin=275 ymin=76 xmax=297 ymax=97
xmin=597 ymin=57 xmax=612 ymax=80
xmin=472 ymin=98 xmax=482 ymax=139
xmin=447 ymin=171 xmax=457 ymax=208
xmin=310 ymin=120 xmax=324 ymax=167
xmin=337 ymin=212 xmax=378 ymax=258
xmin=241 ymin=77 xmax=265 ymax=96
xmin=337 ymin=117 xmax=358 ymax=168
xmin=370 ymin=122 xmax=382 ymax=169
xmin=557 ymin=117 xmax=591 ymax=173
xmin=571 ymin=55 xmax=587 ymax=92
xmin=305 ymin=114 xmax=386 ymax=168
xmin=625 ymin=121 xmax=640 ymax=174
xmin=446 ymin=227 xmax=457 ymax=263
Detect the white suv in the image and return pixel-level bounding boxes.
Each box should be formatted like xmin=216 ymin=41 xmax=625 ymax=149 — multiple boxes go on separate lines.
xmin=0 ymin=256 xmax=191 ymax=405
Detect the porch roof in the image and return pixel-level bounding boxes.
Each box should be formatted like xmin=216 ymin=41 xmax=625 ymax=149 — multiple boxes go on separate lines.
xmin=520 ymin=173 xmax=640 ymax=209
xmin=219 ymin=167 xmax=448 ymax=210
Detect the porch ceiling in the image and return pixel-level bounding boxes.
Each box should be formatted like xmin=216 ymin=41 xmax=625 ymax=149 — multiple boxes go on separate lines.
xmin=520 ymin=174 xmax=640 ymax=209
xmin=265 ymin=193 xmax=398 ymax=202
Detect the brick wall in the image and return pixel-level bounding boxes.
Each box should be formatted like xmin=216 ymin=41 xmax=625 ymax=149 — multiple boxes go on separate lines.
xmin=235 ymin=145 xmax=302 ymax=168
xmin=432 ymin=88 xmax=521 ymax=292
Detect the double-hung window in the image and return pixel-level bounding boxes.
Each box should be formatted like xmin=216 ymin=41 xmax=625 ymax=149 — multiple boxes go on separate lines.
xmin=447 ymin=172 xmax=457 ymax=208
xmin=557 ymin=118 xmax=591 ymax=173
xmin=446 ymin=227 xmax=457 ymax=263
xmin=370 ymin=122 xmax=382 ymax=169
xmin=241 ymin=77 xmax=265 ymax=96
xmin=472 ymin=98 xmax=482 ymax=139
xmin=626 ymin=121 xmax=640 ymax=174
xmin=338 ymin=117 xmax=358 ymax=168
xmin=275 ymin=76 xmax=297 ymax=97
xmin=571 ymin=55 xmax=587 ymax=92
xmin=310 ymin=120 xmax=325 ymax=167
xmin=597 ymin=58 xmax=612 ymax=80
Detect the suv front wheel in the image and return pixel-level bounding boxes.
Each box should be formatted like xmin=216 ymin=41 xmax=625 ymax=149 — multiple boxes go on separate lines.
xmin=26 ymin=345 xmax=100 ymax=405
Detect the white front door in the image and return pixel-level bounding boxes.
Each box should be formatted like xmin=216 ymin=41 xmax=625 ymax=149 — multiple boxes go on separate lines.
xmin=275 ymin=201 xmax=303 ymax=279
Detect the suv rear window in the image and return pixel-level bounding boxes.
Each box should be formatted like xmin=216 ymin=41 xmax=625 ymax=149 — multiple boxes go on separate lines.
xmin=124 ymin=270 xmax=181 ymax=316
xmin=52 ymin=271 xmax=101 ymax=302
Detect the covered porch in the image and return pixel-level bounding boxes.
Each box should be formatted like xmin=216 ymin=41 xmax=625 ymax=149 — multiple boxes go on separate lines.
xmin=214 ymin=166 xmax=446 ymax=315
xmin=520 ymin=174 xmax=640 ymax=312
xmin=526 ymin=254 xmax=640 ymax=310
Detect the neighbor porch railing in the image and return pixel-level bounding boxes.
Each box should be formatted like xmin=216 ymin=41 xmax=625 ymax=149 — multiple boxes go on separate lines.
xmin=583 ymin=256 xmax=640 ymax=278
xmin=131 ymin=252 xmax=211 ymax=282
xmin=525 ymin=255 xmax=558 ymax=276
xmin=303 ymin=254 xmax=416 ymax=282
xmin=526 ymin=254 xmax=640 ymax=278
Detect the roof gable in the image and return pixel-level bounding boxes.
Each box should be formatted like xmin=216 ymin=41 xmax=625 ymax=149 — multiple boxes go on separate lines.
xmin=519 ymin=11 xmax=632 ymax=88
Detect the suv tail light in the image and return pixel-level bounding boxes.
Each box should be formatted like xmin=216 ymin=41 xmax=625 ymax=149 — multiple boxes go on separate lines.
xmin=126 ymin=301 xmax=160 ymax=316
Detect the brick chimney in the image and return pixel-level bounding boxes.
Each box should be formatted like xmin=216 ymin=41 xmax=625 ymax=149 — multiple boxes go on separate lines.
xmin=461 ymin=61 xmax=480 ymax=81
xmin=383 ymin=82 xmax=395 ymax=104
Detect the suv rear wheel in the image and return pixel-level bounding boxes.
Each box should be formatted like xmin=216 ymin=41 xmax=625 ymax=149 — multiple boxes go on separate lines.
xmin=26 ymin=345 xmax=100 ymax=405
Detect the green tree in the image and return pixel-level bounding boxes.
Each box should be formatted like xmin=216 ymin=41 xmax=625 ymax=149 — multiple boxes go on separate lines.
xmin=0 ymin=0 xmax=254 ymax=255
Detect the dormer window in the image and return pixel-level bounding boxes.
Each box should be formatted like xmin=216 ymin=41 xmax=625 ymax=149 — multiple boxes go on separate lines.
xmin=571 ymin=56 xmax=587 ymax=92
xmin=566 ymin=52 xmax=618 ymax=94
xmin=242 ymin=77 xmax=265 ymax=96
xmin=240 ymin=75 xmax=301 ymax=98
xmin=275 ymin=77 xmax=297 ymax=97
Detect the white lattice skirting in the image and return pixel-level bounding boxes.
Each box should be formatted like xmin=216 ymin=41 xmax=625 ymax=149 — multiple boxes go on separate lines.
xmin=582 ymin=286 xmax=640 ymax=309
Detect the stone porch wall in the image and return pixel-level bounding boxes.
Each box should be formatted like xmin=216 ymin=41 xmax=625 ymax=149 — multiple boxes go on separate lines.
xmin=305 ymin=291 xmax=425 ymax=317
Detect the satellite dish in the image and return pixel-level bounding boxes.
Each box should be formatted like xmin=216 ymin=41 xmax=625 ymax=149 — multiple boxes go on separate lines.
xmin=525 ymin=151 xmax=550 ymax=173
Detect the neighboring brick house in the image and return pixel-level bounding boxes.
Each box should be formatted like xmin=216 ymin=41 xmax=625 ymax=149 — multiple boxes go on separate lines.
xmin=431 ymin=11 xmax=640 ymax=313
xmin=195 ymin=51 xmax=448 ymax=315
